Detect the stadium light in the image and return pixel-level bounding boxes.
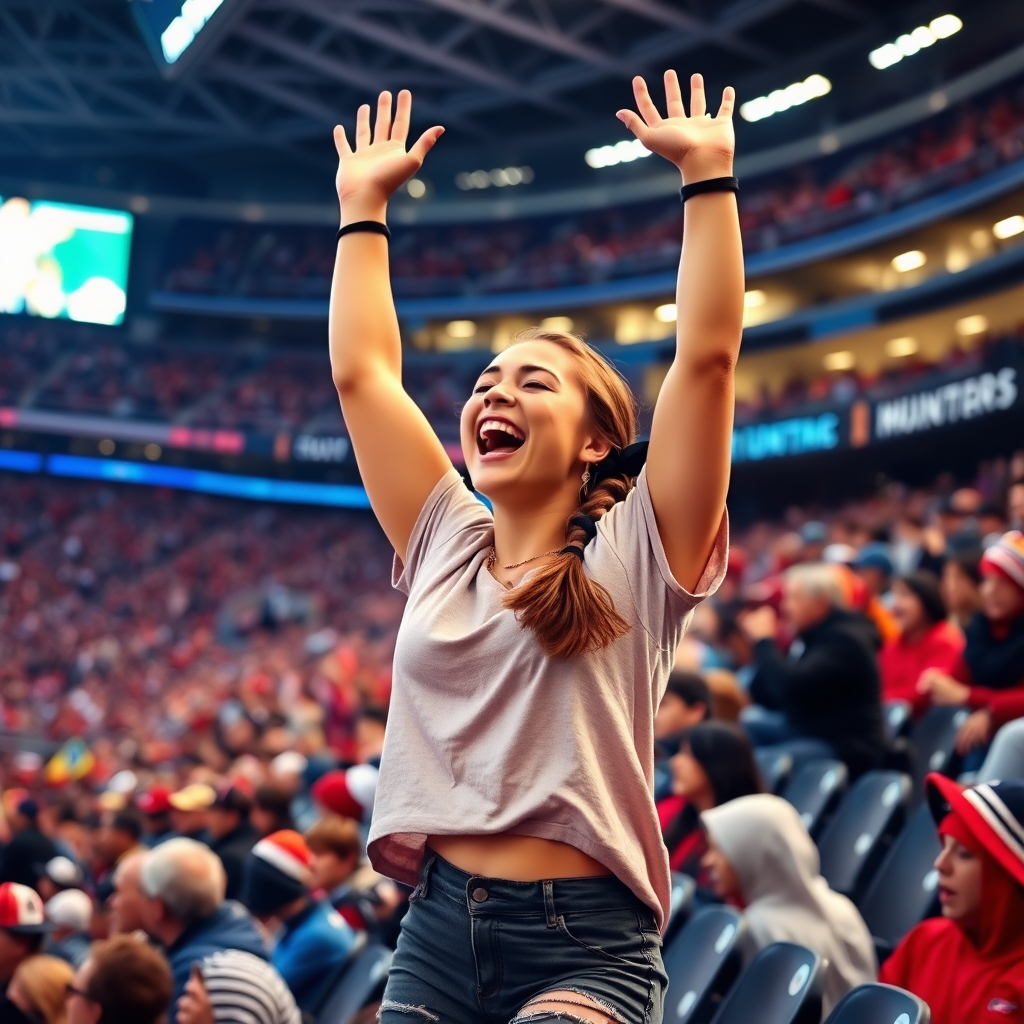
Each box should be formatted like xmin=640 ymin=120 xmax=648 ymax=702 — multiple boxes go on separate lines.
xmin=446 ymin=320 xmax=477 ymax=338
xmin=406 ymin=179 xmax=427 ymax=199
xmin=993 ymin=215 xmax=1024 ymax=240
xmin=955 ymin=314 xmax=989 ymax=336
xmin=654 ymin=303 xmax=677 ymax=322
xmin=823 ymin=350 xmax=856 ymax=371
xmin=744 ymin=289 xmax=767 ymax=308
xmin=540 ymin=316 xmax=574 ymax=332
xmin=585 ymin=139 xmax=652 ymax=169
xmin=739 ymin=75 xmax=831 ymax=123
xmin=892 ymin=250 xmax=927 ymax=272
xmin=869 ymin=15 xmax=962 ymax=69
xmin=455 ymin=166 xmax=534 ymax=190
xmin=885 ymin=336 xmax=919 ymax=358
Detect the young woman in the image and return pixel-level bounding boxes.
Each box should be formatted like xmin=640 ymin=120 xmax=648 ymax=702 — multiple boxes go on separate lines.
xmin=329 ymin=71 xmax=742 ymax=1024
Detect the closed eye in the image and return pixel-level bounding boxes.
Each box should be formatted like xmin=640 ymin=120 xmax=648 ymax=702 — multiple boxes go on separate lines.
xmin=523 ymin=381 xmax=551 ymax=390
xmin=473 ymin=383 xmax=494 ymax=394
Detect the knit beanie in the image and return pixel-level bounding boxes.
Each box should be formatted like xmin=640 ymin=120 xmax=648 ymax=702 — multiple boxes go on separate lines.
xmin=981 ymin=530 xmax=1024 ymax=594
xmin=310 ymin=765 xmax=378 ymax=822
xmin=897 ymin=570 xmax=947 ymax=626
xmin=241 ymin=830 xmax=313 ymax=917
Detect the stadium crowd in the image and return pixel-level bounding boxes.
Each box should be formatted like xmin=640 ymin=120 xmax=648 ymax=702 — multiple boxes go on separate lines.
xmin=156 ymin=79 xmax=1024 ymax=300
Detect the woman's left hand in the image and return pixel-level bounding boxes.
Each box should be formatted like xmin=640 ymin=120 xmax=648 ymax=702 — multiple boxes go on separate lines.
xmin=917 ymin=668 xmax=970 ymax=706
xmin=617 ymin=71 xmax=735 ymax=183
xmin=956 ymin=708 xmax=992 ymax=755
xmin=176 ymin=967 xmax=214 ymax=1024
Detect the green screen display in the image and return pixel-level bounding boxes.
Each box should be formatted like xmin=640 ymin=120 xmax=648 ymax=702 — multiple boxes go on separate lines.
xmin=0 ymin=197 xmax=133 ymax=326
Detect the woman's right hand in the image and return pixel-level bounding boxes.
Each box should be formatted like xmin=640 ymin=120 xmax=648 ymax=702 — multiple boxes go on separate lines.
xmin=334 ymin=90 xmax=444 ymax=210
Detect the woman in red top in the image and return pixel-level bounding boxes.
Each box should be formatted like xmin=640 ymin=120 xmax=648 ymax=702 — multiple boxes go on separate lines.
xmin=879 ymin=571 xmax=964 ymax=717
xmin=879 ymin=773 xmax=1024 ymax=1024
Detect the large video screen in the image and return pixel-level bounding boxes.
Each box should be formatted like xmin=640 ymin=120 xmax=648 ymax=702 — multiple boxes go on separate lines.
xmin=0 ymin=197 xmax=133 ymax=326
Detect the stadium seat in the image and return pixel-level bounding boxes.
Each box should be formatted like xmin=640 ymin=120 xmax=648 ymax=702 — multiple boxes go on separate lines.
xmin=822 ymin=983 xmax=931 ymax=1023
xmin=857 ymin=801 xmax=942 ymax=962
xmin=781 ymin=758 xmax=848 ymax=838
xmin=707 ymin=943 xmax=824 ymax=1024
xmin=755 ymin=748 xmax=794 ymax=794
xmin=883 ymin=700 xmax=913 ymax=744
xmin=309 ymin=938 xmax=392 ymax=1024
xmin=664 ymin=872 xmax=697 ymax=944
xmin=908 ymin=706 xmax=971 ymax=795
xmin=663 ymin=905 xmax=745 ymax=1024
xmin=817 ymin=771 xmax=912 ymax=902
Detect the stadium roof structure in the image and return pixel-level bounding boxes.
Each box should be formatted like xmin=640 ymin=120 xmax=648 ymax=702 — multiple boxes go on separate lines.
xmin=1 ymin=0 xmax=914 ymax=167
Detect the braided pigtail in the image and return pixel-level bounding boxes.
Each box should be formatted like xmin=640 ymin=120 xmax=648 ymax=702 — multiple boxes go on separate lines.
xmin=504 ymin=473 xmax=633 ymax=658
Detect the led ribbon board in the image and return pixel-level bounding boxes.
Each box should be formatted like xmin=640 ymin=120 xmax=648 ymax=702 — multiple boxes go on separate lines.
xmin=129 ymin=0 xmax=242 ymax=78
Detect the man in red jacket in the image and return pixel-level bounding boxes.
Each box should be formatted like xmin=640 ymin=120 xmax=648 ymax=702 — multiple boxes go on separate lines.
xmin=879 ymin=773 xmax=1024 ymax=1023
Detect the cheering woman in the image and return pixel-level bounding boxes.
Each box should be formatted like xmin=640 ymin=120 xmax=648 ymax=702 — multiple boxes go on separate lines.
xmin=329 ymin=71 xmax=742 ymax=1024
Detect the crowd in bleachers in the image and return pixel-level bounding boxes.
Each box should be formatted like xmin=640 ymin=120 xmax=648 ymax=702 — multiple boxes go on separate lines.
xmin=156 ymin=80 xmax=1024 ymax=300
xmin=1 ymin=440 xmax=1024 ymax=1019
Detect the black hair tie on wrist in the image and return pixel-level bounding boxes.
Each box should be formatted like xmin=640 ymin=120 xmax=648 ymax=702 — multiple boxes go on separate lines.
xmin=336 ymin=221 xmax=391 ymax=243
xmin=680 ymin=176 xmax=739 ymax=203
xmin=569 ymin=515 xmax=598 ymax=542
xmin=560 ymin=546 xmax=585 ymax=561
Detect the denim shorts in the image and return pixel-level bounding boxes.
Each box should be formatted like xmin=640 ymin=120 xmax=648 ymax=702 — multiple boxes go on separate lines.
xmin=379 ymin=853 xmax=668 ymax=1024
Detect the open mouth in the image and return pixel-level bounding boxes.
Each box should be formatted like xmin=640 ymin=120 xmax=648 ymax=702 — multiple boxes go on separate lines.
xmin=477 ymin=417 xmax=526 ymax=457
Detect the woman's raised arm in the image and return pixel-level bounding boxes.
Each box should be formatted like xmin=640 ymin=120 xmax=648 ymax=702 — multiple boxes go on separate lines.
xmin=329 ymin=90 xmax=453 ymax=563
xmin=617 ymin=71 xmax=744 ymax=592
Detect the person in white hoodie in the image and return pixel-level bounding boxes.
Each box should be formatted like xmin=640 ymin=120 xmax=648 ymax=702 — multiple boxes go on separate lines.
xmin=701 ymin=794 xmax=876 ymax=1015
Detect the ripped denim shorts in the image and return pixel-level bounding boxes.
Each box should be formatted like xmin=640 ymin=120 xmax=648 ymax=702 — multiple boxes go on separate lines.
xmin=379 ymin=853 xmax=667 ymax=1024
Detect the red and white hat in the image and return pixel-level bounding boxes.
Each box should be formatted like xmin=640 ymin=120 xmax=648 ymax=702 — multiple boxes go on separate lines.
xmin=0 ymin=882 xmax=55 ymax=935
xmin=241 ymin=830 xmax=314 ymax=916
xmin=311 ymin=765 xmax=378 ymax=822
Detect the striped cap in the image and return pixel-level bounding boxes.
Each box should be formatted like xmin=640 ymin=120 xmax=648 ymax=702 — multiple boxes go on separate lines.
xmin=981 ymin=529 xmax=1024 ymax=593
xmin=250 ymin=831 xmax=313 ymax=884
xmin=198 ymin=949 xmax=301 ymax=1024
xmin=927 ymin=772 xmax=1024 ymax=887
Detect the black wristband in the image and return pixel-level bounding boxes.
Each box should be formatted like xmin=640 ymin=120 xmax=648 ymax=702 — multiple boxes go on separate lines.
xmin=679 ymin=176 xmax=739 ymax=203
xmin=336 ymin=220 xmax=391 ymax=243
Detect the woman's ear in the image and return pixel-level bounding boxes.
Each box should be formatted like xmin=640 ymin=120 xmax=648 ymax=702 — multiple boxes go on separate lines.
xmin=579 ymin=433 xmax=614 ymax=466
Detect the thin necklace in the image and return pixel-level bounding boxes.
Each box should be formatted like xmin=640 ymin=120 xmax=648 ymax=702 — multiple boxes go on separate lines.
xmin=487 ymin=545 xmax=560 ymax=571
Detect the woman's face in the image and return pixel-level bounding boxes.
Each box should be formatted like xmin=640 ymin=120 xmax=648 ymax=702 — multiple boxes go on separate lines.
xmin=935 ymin=834 xmax=982 ymax=929
xmin=460 ymin=341 xmax=610 ymax=504
xmin=670 ymin=745 xmax=714 ymax=809
xmin=701 ymin=838 xmax=742 ymax=901
xmin=980 ymin=572 xmax=1024 ymax=624
xmin=891 ymin=579 xmax=927 ymax=636
xmin=941 ymin=561 xmax=978 ymax=614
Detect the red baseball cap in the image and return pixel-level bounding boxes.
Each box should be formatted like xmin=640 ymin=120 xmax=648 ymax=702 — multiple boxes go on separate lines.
xmin=0 ymin=882 xmax=55 ymax=935
xmin=137 ymin=785 xmax=173 ymax=815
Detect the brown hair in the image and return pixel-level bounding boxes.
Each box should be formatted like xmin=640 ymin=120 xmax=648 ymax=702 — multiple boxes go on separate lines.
xmin=305 ymin=815 xmax=361 ymax=859
xmin=12 ymin=956 xmax=74 ymax=1024
xmin=85 ymin=935 xmax=173 ymax=1024
xmin=503 ymin=329 xmax=638 ymax=658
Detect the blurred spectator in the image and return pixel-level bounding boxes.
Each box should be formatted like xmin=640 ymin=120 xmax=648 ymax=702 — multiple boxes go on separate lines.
xmin=269 ymin=754 xmax=308 ymax=799
xmin=138 ymin=838 xmax=267 ymax=1005
xmin=168 ymin=786 xmax=215 ymax=843
xmin=0 ymin=797 xmax=57 ymax=889
xmin=880 ymin=775 xmax=1024 ymax=1024
xmin=65 ymin=935 xmax=173 ymax=1024
xmin=659 ymin=722 xmax=764 ymax=878
xmin=978 ymin=716 xmax=1024 ymax=781
xmin=702 ymin=794 xmax=876 ymax=1016
xmin=241 ymin=831 xmax=355 ymax=1012
xmin=1008 ymin=477 xmax=1024 ymax=532
xmin=204 ymin=781 xmax=257 ymax=903
xmin=108 ymin=851 xmax=146 ymax=937
xmin=6 ymin=955 xmax=74 ymax=1024
xmin=919 ymin=532 xmax=1024 ymax=762
xmin=36 ymin=859 xmax=84 ymax=904
xmin=654 ymin=671 xmax=711 ymax=743
xmin=0 ymin=883 xmax=55 ymax=988
xmin=353 ymin=708 xmax=388 ymax=766
xmin=94 ymin=809 xmax=144 ymax=877
xmin=176 ymin=949 xmax=301 ymax=1024
xmin=941 ymin=550 xmax=983 ymax=630
xmin=250 ymin=786 xmax=294 ymax=838
xmin=880 ymin=572 xmax=964 ymax=716
xmin=43 ymin=891 xmax=92 ymax=969
xmin=136 ymin=788 xmax=174 ymax=849
xmin=310 ymin=767 xmax=377 ymax=825
xmin=850 ymin=544 xmax=899 ymax=643
xmin=740 ymin=564 xmax=886 ymax=776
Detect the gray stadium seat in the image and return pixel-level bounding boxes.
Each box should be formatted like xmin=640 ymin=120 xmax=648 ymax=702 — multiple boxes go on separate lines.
xmin=883 ymin=700 xmax=913 ymax=744
xmin=817 ymin=771 xmax=911 ymax=902
xmin=663 ymin=905 xmax=746 ymax=1024
xmin=782 ymin=758 xmax=848 ymax=838
xmin=755 ymin=748 xmax=794 ymax=794
xmin=857 ymin=801 xmax=942 ymax=962
xmin=908 ymin=706 xmax=971 ymax=795
xmin=823 ymin=983 xmax=931 ymax=1023
xmin=311 ymin=939 xmax=392 ymax=1024
xmin=664 ymin=872 xmax=697 ymax=944
xmin=708 ymin=943 xmax=824 ymax=1024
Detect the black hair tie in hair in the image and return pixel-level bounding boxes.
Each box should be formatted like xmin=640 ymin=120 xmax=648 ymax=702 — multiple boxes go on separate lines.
xmin=569 ymin=514 xmax=598 ymax=542
xmin=560 ymin=546 xmax=585 ymax=561
xmin=590 ymin=441 xmax=649 ymax=488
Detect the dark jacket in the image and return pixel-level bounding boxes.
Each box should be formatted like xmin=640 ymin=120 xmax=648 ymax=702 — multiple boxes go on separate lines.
xmin=750 ymin=609 xmax=886 ymax=777
xmin=45 ymin=931 xmax=92 ymax=969
xmin=0 ymin=826 xmax=57 ymax=888
xmin=165 ymin=901 xmax=269 ymax=1005
xmin=208 ymin=823 xmax=259 ymax=902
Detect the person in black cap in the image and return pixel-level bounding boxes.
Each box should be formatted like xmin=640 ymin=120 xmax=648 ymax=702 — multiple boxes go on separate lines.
xmin=204 ymin=781 xmax=258 ymax=903
xmin=0 ymin=798 xmax=57 ymax=890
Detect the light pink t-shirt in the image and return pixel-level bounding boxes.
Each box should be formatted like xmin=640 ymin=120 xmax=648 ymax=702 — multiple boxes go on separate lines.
xmin=367 ymin=467 xmax=728 ymax=927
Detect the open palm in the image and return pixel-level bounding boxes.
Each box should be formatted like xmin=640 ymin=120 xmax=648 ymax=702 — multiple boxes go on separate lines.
xmin=334 ymin=90 xmax=444 ymax=203
xmin=617 ymin=71 xmax=735 ymax=179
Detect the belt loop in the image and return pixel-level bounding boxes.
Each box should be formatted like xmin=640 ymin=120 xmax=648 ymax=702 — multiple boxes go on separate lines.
xmin=543 ymin=880 xmax=557 ymax=928
xmin=416 ymin=853 xmax=437 ymax=900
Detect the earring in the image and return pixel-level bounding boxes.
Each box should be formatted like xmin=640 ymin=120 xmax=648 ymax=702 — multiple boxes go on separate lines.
xmin=581 ymin=467 xmax=590 ymax=488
